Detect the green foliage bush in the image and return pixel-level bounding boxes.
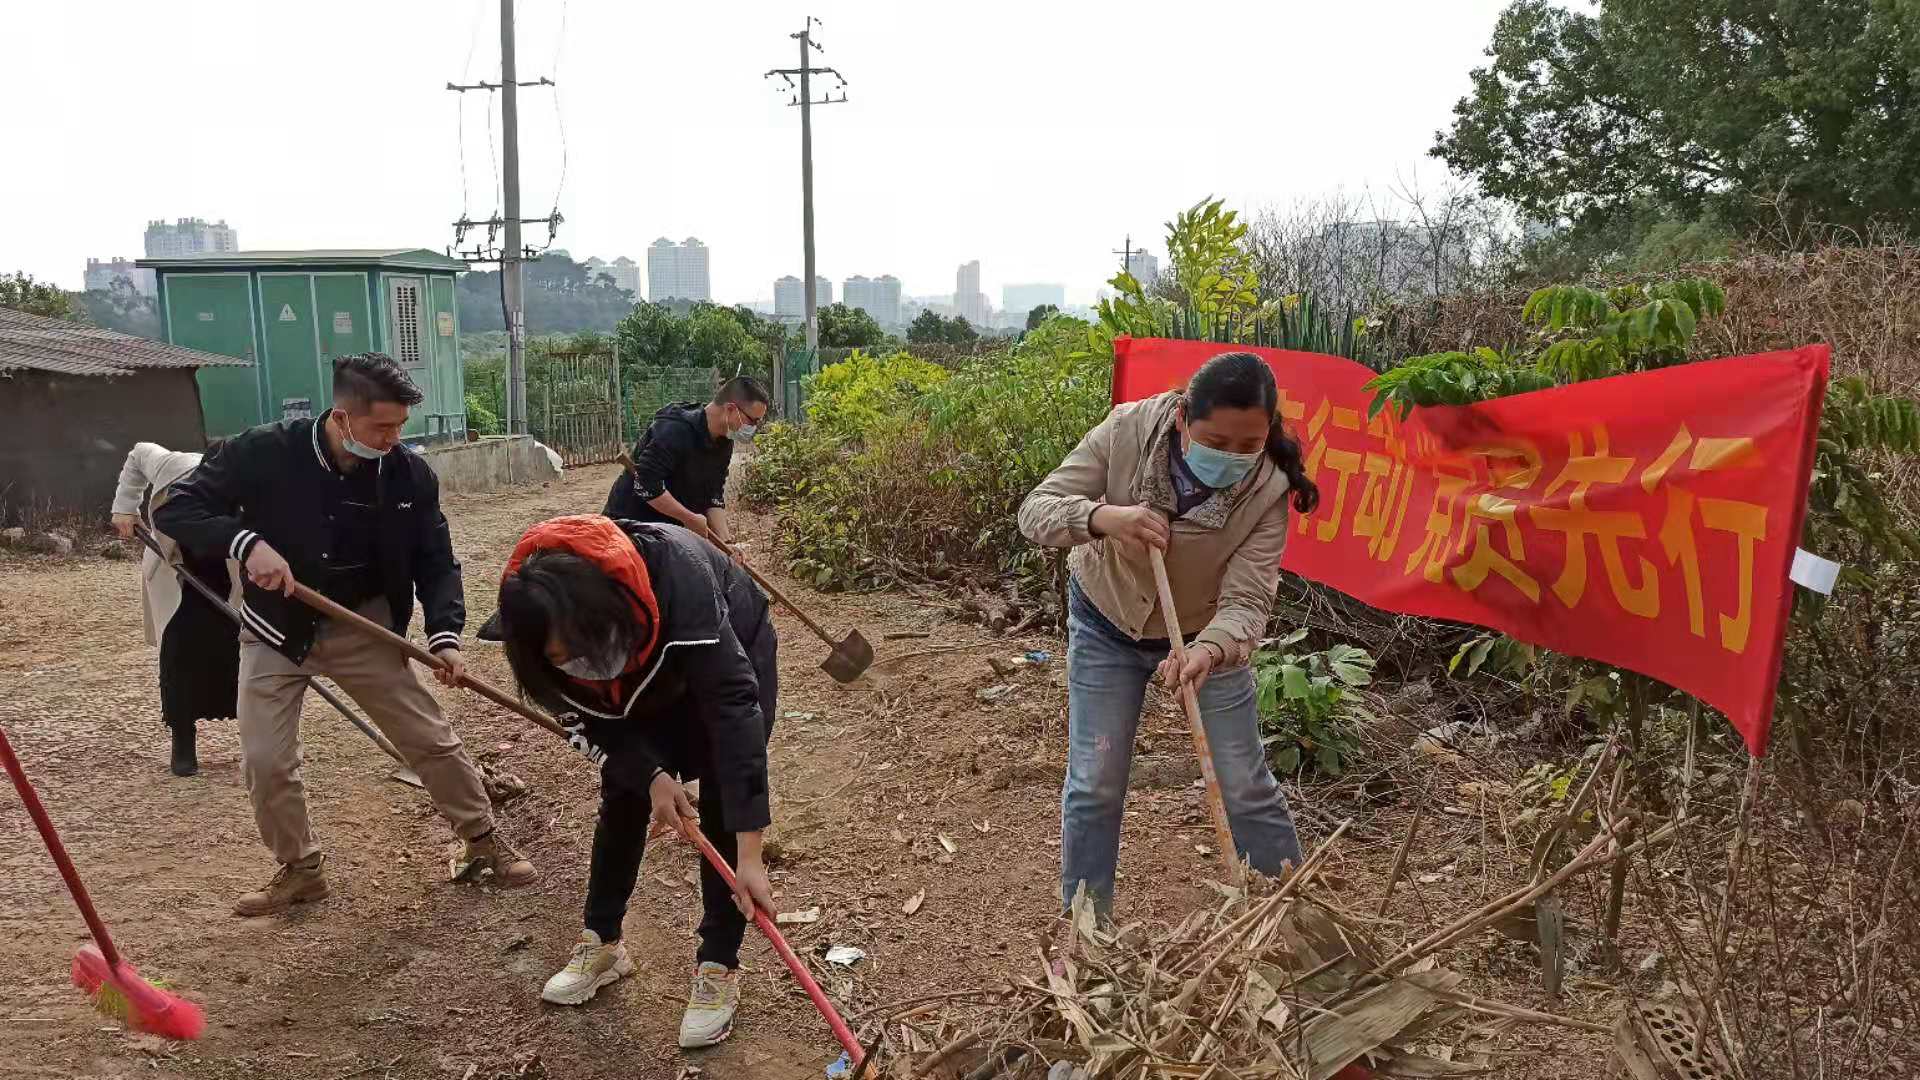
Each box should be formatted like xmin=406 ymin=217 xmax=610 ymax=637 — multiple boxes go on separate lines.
xmin=804 ymin=350 xmax=950 ymax=443
xmin=1255 ymin=630 xmax=1376 ymax=777
xmin=739 ymin=316 xmax=1111 ymax=592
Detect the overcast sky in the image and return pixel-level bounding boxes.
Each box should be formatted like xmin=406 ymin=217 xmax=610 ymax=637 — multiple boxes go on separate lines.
xmin=3 ymin=0 xmax=1517 ymax=306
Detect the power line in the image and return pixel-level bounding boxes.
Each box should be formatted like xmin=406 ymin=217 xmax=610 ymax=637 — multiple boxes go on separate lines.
xmin=547 ymin=0 xmax=570 ymax=218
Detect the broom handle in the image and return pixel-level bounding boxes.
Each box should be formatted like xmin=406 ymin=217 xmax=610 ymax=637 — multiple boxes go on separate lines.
xmin=287 ymin=583 xmax=569 ymax=741
xmin=0 ymin=727 xmax=123 ymax=968
xmin=1147 ymin=546 xmax=1245 ymax=886
xmin=682 ymin=825 xmax=863 ymax=1064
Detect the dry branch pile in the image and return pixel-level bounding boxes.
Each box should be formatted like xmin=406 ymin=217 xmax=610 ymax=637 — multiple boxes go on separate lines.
xmin=856 ymin=830 xmax=1618 ymax=1079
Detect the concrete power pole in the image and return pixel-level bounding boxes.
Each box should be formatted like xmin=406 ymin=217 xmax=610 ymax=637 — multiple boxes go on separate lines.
xmin=447 ymin=0 xmax=558 ymax=438
xmin=766 ymin=17 xmax=847 ymax=397
xmin=499 ymin=0 xmax=526 ymax=434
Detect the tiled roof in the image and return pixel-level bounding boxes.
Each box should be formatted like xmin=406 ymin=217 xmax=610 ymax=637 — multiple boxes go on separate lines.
xmin=0 ymin=307 xmax=251 ymax=377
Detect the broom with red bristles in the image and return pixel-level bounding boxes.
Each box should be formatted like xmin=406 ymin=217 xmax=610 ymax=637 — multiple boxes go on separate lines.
xmin=0 ymin=724 xmax=205 ymax=1040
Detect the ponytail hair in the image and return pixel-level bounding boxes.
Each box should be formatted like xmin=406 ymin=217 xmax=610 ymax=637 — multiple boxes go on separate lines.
xmin=1186 ymin=351 xmax=1320 ymax=514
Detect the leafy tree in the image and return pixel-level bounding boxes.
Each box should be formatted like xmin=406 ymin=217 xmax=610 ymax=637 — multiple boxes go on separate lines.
xmin=1436 ymin=0 xmax=1920 ymax=238
xmin=943 ymin=316 xmax=979 ymax=346
xmin=686 ymin=305 xmax=768 ymax=378
xmin=614 ymin=301 xmax=691 ymax=366
xmin=1025 ymin=304 xmax=1059 ymax=331
xmin=0 ymin=272 xmax=78 ymax=320
xmin=76 ymin=278 xmax=161 ymax=339
xmin=816 ymin=303 xmax=884 ymax=348
xmin=907 ymin=309 xmax=948 ymax=345
xmin=456 ymin=253 xmax=636 ymax=335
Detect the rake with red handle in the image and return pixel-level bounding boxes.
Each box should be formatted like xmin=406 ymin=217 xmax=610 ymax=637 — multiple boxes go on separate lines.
xmin=0 ymin=725 xmax=205 ymax=1040
xmin=288 ymin=583 xmax=864 ymax=1066
xmin=679 ymin=824 xmax=863 ymax=1067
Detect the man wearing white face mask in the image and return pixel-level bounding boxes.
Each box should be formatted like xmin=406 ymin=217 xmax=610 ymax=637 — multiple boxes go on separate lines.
xmin=157 ymin=353 xmax=537 ymax=916
xmin=602 ymin=376 xmax=771 ymax=552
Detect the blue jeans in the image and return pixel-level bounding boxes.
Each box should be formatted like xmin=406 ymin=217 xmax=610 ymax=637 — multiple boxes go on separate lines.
xmin=1061 ymin=579 xmax=1301 ymax=914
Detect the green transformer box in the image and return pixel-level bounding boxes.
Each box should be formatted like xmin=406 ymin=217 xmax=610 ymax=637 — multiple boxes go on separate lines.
xmin=140 ymin=249 xmax=467 ymax=441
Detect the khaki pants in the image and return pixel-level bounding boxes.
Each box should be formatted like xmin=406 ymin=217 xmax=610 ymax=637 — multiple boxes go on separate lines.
xmin=238 ymin=598 xmax=494 ymax=865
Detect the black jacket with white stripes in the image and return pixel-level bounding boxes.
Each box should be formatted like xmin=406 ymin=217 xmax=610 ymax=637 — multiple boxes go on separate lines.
xmin=154 ymin=411 xmax=464 ymax=665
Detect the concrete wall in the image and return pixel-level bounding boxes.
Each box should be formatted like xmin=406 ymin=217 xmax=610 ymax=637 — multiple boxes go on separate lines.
xmin=0 ymin=368 xmax=208 ymax=525
xmin=419 ymin=435 xmax=561 ymax=495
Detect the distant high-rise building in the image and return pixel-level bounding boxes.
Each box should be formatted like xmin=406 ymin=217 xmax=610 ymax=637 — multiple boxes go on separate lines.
xmin=609 ymin=256 xmax=640 ymax=297
xmin=82 ymin=257 xmax=154 ymax=296
xmin=1125 ymin=250 xmax=1159 ymax=288
xmin=774 ymin=276 xmax=803 ymax=320
xmin=872 ymin=275 xmax=902 ymax=326
xmin=842 ymin=274 xmax=903 ymax=326
xmin=774 ymin=275 xmax=833 ymax=321
xmin=954 ymin=260 xmax=990 ymax=326
xmin=647 ymin=237 xmax=711 ymax=302
xmin=584 ymin=255 xmax=641 ymax=297
xmin=1003 ymin=283 xmax=1065 ymax=319
xmin=143 ymin=218 xmax=238 ymax=259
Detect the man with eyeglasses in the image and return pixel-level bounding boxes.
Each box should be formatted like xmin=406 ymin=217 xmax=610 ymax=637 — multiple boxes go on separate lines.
xmin=602 ymin=376 xmax=771 ymax=553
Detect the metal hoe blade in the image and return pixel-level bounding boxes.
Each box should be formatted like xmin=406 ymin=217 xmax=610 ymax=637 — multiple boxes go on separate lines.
xmin=820 ymin=628 xmax=874 ymax=684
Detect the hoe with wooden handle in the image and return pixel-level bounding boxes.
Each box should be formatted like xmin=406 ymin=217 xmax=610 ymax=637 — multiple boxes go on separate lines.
xmin=285 ymin=581 xmax=865 ymax=1069
xmin=614 ymin=450 xmax=874 ymax=683
xmin=130 ymin=526 xmax=424 ymax=788
xmin=1148 ymin=545 xmax=1245 ymax=887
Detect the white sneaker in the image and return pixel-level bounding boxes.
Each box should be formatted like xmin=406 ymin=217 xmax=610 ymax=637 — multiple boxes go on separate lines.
xmin=677 ymin=962 xmax=740 ymax=1048
xmin=540 ymin=930 xmax=634 ymax=1005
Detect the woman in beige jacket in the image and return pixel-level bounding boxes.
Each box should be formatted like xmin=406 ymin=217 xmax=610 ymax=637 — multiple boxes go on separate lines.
xmin=1018 ymin=351 xmax=1320 ymax=915
xmin=110 ymin=440 xmax=237 ymax=776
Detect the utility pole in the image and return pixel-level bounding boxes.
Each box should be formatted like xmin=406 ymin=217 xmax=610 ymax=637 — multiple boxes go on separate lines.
xmin=765 ymin=17 xmax=847 ymax=398
xmin=499 ymin=0 xmax=525 ymax=434
xmin=447 ymin=0 xmax=559 ymax=437
xmin=1112 ymin=234 xmax=1145 ymax=278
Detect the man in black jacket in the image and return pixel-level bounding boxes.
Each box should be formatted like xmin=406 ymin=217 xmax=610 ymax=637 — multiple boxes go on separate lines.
xmin=157 ymin=353 xmax=537 ymax=916
xmin=602 ymin=376 xmax=770 ymax=548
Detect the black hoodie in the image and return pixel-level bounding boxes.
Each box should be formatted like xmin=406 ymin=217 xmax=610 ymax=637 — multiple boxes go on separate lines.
xmin=603 ymin=401 xmax=733 ymax=524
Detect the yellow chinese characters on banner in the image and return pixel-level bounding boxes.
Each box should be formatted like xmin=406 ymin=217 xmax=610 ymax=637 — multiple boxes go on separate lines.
xmin=1110 ymin=335 xmax=1831 ymax=755
xmin=1293 ymin=413 xmax=1771 ymax=655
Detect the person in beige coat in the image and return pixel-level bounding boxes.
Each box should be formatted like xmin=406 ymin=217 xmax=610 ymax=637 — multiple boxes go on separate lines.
xmin=110 ymin=440 xmax=237 ymax=776
xmin=1019 ymin=351 xmax=1321 ymax=916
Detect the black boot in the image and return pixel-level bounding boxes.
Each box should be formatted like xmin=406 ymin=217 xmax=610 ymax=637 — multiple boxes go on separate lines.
xmin=169 ymin=723 xmax=198 ymax=777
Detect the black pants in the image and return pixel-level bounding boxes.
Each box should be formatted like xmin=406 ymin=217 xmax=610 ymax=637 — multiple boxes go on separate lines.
xmin=582 ymin=618 xmax=777 ymax=969
xmin=158 ymin=555 xmax=240 ymax=730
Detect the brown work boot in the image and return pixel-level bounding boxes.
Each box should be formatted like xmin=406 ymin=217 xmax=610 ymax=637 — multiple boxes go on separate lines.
xmin=449 ymin=831 xmax=537 ymax=887
xmin=234 ymin=854 xmax=329 ymax=916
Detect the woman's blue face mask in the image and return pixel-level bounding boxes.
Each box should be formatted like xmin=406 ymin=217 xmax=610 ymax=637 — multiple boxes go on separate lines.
xmin=1183 ymin=439 xmax=1261 ymax=488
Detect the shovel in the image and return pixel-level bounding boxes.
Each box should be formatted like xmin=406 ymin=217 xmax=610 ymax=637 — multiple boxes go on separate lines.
xmin=613 ymin=451 xmax=873 ymax=682
xmin=130 ymin=526 xmax=425 ymax=789
xmin=723 ymin=543 xmax=874 ymax=684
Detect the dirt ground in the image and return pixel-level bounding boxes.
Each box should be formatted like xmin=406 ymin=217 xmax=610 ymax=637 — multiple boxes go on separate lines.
xmin=0 ymin=464 xmax=1623 ymax=1079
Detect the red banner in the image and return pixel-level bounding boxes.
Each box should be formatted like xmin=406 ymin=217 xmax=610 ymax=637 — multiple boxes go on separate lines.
xmin=1112 ymin=337 xmax=1831 ymax=755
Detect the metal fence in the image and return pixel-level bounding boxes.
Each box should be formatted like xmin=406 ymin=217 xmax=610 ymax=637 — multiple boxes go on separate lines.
xmin=531 ymin=349 xmax=624 ymax=467
xmin=779 ymin=346 xmax=819 ymax=421
xmin=623 ymin=365 xmax=719 ymax=443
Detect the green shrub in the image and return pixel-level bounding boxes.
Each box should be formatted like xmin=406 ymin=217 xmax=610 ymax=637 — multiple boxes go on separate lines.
xmin=1254 ymin=630 xmax=1375 ymax=777
xmin=739 ymin=317 xmax=1112 ymax=594
xmin=805 ymin=349 xmax=949 ymax=443
xmin=465 ymin=390 xmax=502 ymax=436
